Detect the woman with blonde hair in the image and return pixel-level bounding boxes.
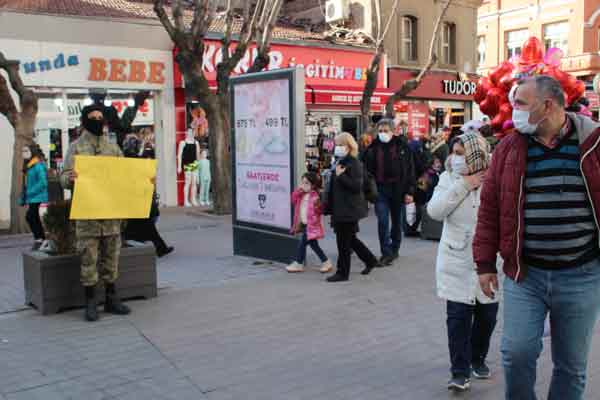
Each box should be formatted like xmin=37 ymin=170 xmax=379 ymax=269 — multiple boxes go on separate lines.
xmin=323 ymin=132 xmax=379 ymax=282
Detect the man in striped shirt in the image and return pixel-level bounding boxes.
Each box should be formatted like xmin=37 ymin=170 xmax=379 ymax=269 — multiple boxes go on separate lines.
xmin=474 ymin=75 xmax=600 ymax=400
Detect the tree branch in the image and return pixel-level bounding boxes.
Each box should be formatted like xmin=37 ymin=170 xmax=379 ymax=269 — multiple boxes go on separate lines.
xmin=219 ymin=0 xmax=260 ymax=78
xmin=172 ymin=0 xmax=185 ymax=33
xmin=377 ymin=0 xmax=399 ymax=46
xmin=248 ymin=0 xmax=283 ymax=73
xmin=0 ymin=73 xmax=18 ymax=127
xmin=0 ymin=51 xmax=37 ymax=126
xmin=153 ymin=0 xmax=180 ymax=45
xmin=385 ymin=0 xmax=453 ymax=116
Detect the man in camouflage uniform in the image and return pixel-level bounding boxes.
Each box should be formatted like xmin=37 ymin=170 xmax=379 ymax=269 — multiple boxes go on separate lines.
xmin=60 ymin=104 xmax=130 ymax=321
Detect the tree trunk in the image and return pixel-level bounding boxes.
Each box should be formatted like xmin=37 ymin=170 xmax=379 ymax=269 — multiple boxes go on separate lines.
xmin=9 ymin=120 xmax=34 ymax=234
xmin=209 ymin=96 xmax=232 ymax=215
xmin=384 ymin=79 xmax=420 ymax=118
xmin=178 ymin=55 xmax=233 ymax=215
xmin=360 ymin=48 xmax=383 ymax=132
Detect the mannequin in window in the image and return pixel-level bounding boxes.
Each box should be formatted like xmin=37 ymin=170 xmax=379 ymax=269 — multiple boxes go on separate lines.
xmin=177 ymin=129 xmax=200 ymax=207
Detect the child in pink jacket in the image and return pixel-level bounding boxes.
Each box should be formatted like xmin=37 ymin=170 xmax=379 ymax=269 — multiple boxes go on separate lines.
xmin=287 ymin=172 xmax=332 ymax=273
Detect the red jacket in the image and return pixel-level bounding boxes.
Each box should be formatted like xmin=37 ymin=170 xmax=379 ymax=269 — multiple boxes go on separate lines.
xmin=473 ymin=113 xmax=600 ymax=282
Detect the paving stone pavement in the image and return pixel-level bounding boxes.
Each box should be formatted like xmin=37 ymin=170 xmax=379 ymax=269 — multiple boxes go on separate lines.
xmin=2 ymin=210 xmax=600 ymax=399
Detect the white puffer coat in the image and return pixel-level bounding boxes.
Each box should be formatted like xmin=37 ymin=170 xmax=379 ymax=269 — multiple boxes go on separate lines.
xmin=427 ymin=171 xmax=498 ymax=305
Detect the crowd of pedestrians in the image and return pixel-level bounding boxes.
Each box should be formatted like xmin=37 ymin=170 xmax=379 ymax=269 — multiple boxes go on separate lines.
xmin=285 ymin=75 xmax=600 ymax=399
xmin=14 ymin=74 xmax=600 ymax=399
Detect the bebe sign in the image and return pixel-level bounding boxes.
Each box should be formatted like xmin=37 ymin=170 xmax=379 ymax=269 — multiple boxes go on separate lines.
xmin=88 ymin=58 xmax=166 ymax=84
xmin=442 ymin=80 xmax=477 ymax=96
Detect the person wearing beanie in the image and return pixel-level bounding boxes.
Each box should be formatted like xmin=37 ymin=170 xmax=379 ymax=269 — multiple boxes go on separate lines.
xmin=60 ymin=105 xmax=131 ymax=322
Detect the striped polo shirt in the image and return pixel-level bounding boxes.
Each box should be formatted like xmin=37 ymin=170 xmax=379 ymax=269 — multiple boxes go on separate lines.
xmin=523 ymin=119 xmax=600 ymax=269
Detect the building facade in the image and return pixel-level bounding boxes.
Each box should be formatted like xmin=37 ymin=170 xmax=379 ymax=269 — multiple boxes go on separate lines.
xmin=477 ymin=0 xmax=600 ymax=80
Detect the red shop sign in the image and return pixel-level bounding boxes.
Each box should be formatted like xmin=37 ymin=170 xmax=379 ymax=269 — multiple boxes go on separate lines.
xmin=306 ymin=85 xmax=392 ymax=106
xmin=173 ymin=41 xmax=386 ymax=89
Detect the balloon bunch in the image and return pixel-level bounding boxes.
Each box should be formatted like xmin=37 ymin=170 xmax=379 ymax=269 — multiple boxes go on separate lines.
xmin=474 ymin=37 xmax=586 ymax=137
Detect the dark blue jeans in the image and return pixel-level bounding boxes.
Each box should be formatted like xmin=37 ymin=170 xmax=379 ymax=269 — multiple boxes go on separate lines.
xmin=296 ymin=228 xmax=328 ymax=264
xmin=502 ymin=261 xmax=600 ymax=400
xmin=447 ymin=300 xmax=499 ymax=378
xmin=374 ymin=185 xmax=404 ymax=257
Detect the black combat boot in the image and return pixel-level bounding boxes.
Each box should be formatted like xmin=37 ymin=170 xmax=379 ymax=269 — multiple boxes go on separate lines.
xmin=104 ymin=283 xmax=131 ymax=315
xmin=84 ymin=286 xmax=99 ymax=322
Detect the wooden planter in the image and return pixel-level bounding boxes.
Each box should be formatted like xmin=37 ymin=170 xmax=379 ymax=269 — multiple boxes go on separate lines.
xmin=23 ymin=243 xmax=157 ymax=315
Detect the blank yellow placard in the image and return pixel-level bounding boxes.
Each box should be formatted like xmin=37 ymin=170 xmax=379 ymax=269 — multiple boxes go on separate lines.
xmin=70 ymin=156 xmax=157 ymax=220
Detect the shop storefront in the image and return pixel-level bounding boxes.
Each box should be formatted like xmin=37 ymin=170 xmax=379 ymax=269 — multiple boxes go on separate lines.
xmin=388 ymin=68 xmax=479 ymax=139
xmin=0 ymin=39 xmax=176 ymax=227
xmin=173 ymin=40 xmax=390 ymax=205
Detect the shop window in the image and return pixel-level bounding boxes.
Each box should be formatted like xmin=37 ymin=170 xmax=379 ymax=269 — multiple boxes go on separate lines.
xmin=441 ymin=22 xmax=456 ymax=65
xmin=477 ymin=35 xmax=486 ymax=67
xmin=401 ymin=16 xmax=418 ymax=62
xmin=506 ymin=29 xmax=529 ymax=59
xmin=543 ymin=21 xmax=569 ymax=55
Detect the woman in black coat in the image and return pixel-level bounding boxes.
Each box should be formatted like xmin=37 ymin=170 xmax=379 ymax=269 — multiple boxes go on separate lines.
xmin=325 ymin=132 xmax=379 ymax=282
xmin=121 ymin=135 xmax=174 ymax=257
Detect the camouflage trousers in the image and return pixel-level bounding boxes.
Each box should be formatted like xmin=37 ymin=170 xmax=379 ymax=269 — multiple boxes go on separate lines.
xmin=77 ymin=235 xmax=121 ymax=287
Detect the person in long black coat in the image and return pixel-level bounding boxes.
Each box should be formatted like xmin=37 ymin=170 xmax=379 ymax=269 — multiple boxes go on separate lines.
xmin=121 ymin=135 xmax=174 ymax=258
xmin=324 ymin=132 xmax=380 ymax=282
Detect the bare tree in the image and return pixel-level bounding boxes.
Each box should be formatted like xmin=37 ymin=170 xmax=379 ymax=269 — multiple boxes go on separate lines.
xmin=154 ymin=0 xmax=283 ymax=214
xmin=0 ymin=52 xmax=38 ymax=234
xmin=359 ymin=0 xmax=399 ymax=132
xmin=384 ymin=0 xmax=453 ymax=117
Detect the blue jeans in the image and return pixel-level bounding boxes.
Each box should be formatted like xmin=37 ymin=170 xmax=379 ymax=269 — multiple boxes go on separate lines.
xmin=296 ymin=228 xmax=328 ymax=264
xmin=502 ymin=260 xmax=600 ymax=400
xmin=374 ymin=185 xmax=404 ymax=257
xmin=447 ymin=300 xmax=499 ymax=378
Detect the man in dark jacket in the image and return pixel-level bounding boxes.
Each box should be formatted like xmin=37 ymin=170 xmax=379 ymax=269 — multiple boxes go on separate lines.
xmin=474 ymin=76 xmax=600 ymax=400
xmin=363 ymin=118 xmax=416 ymax=265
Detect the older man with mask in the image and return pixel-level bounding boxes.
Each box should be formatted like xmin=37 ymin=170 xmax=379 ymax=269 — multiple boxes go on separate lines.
xmin=363 ymin=118 xmax=416 ymax=265
xmin=61 ymin=104 xmax=131 ymax=322
xmin=474 ymin=75 xmax=600 ymax=399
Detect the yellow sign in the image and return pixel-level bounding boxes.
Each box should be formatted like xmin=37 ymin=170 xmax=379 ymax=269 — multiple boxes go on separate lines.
xmin=70 ymin=156 xmax=156 ymax=220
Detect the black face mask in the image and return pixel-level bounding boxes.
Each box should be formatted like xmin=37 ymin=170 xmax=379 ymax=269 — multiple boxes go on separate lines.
xmin=83 ymin=117 xmax=105 ymax=136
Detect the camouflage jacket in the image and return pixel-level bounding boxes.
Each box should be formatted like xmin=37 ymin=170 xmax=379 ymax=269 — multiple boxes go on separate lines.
xmin=60 ymin=130 xmax=123 ymax=238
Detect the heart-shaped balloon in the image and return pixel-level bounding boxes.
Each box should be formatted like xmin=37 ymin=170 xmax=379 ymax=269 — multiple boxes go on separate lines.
xmin=489 ymin=61 xmax=515 ymax=86
xmin=519 ymin=37 xmax=544 ymax=67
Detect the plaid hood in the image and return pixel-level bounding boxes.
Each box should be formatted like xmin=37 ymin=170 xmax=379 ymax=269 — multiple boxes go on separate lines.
xmin=446 ymin=131 xmax=490 ymax=175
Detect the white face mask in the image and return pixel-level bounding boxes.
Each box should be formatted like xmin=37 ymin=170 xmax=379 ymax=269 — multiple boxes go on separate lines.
xmin=378 ymin=132 xmax=392 ymax=143
xmin=512 ymin=109 xmax=539 ymax=134
xmin=450 ymin=155 xmax=468 ymax=175
xmin=334 ymin=145 xmax=348 ymax=158
xmin=22 ymin=149 xmax=32 ymax=160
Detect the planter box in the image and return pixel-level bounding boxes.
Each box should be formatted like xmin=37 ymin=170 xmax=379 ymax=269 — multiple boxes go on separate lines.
xmin=23 ymin=243 xmax=157 ymax=315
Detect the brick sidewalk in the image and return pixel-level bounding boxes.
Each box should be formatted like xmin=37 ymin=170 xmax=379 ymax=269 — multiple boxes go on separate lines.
xmin=1 ymin=211 xmax=600 ymax=399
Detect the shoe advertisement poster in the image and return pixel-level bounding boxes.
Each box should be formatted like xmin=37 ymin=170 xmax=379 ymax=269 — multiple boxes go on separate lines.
xmin=232 ymin=76 xmax=292 ymax=230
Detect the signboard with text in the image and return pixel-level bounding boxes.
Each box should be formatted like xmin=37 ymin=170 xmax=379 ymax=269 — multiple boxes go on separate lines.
xmin=230 ymin=68 xmax=305 ymax=262
xmin=175 ymin=40 xmax=385 ymax=89
xmin=233 ymin=78 xmax=292 ymax=229
xmin=0 ymin=39 xmax=172 ymax=90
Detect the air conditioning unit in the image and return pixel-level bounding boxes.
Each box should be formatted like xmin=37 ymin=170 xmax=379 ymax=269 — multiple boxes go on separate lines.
xmin=325 ymin=0 xmax=349 ymax=23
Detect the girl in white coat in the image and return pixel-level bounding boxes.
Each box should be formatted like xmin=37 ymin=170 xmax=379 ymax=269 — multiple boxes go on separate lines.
xmin=427 ymin=131 xmax=499 ymax=392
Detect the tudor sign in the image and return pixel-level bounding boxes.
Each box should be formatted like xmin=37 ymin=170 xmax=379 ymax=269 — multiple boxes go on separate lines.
xmin=442 ymin=80 xmax=477 ymax=96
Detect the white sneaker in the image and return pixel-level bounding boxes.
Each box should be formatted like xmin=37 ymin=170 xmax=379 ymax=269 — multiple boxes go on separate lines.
xmin=319 ymin=260 xmax=333 ymax=273
xmin=286 ymin=262 xmax=304 ymax=273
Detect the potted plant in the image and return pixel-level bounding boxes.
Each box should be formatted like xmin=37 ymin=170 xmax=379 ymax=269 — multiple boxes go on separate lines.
xmin=22 ymin=201 xmax=158 ymax=315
